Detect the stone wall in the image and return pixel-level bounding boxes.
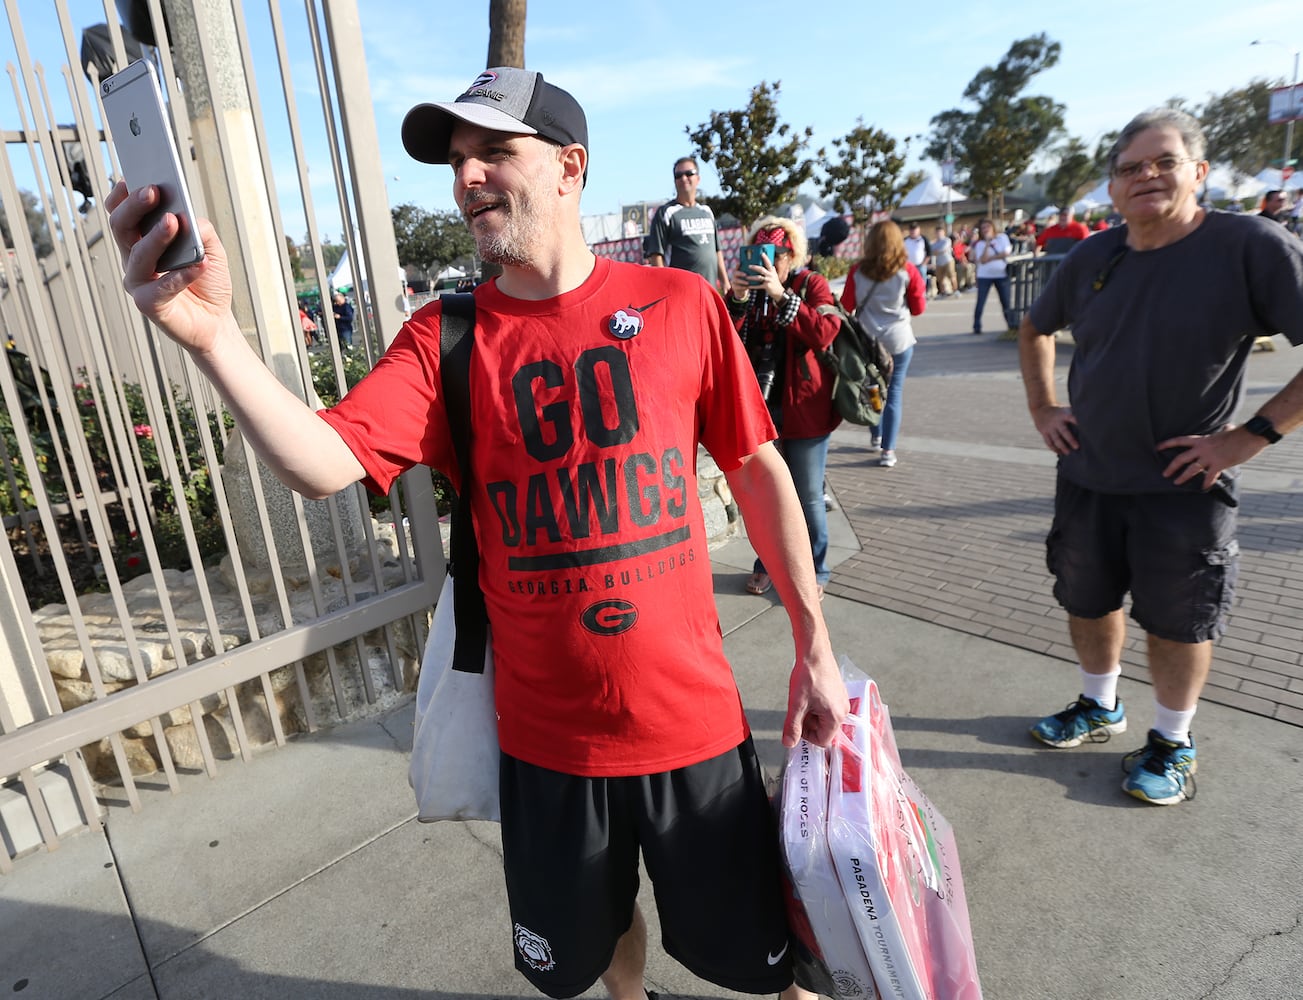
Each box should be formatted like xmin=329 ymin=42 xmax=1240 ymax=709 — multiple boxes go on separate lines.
xmin=36 ymin=517 xmax=421 ymax=782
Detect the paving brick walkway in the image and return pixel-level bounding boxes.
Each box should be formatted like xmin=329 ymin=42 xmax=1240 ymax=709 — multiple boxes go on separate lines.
xmin=822 ymin=291 xmax=1303 ymax=728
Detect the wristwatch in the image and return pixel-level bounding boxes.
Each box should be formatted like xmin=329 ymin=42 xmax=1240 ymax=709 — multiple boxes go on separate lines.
xmin=1244 ymin=415 xmax=1282 ymax=444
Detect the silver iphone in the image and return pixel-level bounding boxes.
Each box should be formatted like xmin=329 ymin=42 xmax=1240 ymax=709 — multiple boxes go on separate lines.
xmin=101 ymin=60 xmax=204 ymax=271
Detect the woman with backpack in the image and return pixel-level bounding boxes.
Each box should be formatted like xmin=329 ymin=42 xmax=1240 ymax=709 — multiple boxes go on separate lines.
xmin=840 ymin=220 xmax=927 ymax=468
xmin=728 ymin=215 xmax=843 ymax=598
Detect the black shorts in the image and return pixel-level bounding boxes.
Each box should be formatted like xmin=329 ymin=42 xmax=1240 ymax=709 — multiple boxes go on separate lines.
xmin=1046 ymin=473 xmax=1240 ymax=643
xmin=498 ymin=737 xmax=795 ymax=998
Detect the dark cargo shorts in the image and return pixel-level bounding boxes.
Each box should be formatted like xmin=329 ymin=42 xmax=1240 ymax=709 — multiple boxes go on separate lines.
xmin=1045 ymin=473 xmax=1240 ymax=643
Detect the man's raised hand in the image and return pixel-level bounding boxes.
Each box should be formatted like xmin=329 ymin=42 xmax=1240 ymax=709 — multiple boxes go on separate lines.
xmin=106 ymin=180 xmax=232 ymax=355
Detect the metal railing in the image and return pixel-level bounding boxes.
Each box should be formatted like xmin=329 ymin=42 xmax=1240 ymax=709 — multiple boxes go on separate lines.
xmin=1006 ymin=252 xmax=1065 ymax=328
xmin=0 ymin=0 xmax=441 ymax=871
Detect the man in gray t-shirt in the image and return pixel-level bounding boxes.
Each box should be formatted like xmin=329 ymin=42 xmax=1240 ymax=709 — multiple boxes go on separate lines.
xmin=646 ymin=156 xmax=728 ymax=293
xmin=1018 ymin=108 xmax=1303 ymax=807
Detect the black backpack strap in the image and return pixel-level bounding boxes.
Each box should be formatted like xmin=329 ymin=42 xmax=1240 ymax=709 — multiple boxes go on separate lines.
xmin=438 ymin=292 xmax=489 ymax=674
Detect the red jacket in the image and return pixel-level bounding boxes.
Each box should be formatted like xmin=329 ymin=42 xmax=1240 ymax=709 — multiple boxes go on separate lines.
xmin=733 ymin=269 xmax=843 ymax=439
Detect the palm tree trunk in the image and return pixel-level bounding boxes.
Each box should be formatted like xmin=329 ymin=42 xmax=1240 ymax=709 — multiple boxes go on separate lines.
xmin=487 ymin=0 xmax=526 ymax=68
xmin=481 ymin=0 xmax=526 ymax=283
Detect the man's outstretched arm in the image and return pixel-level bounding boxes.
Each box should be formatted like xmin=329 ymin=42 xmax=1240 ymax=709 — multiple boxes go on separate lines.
xmin=725 ymin=443 xmax=848 ymax=748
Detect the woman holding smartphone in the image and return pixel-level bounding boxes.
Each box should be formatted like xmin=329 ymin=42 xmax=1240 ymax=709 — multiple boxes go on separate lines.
xmin=727 ymin=216 xmax=842 ymax=598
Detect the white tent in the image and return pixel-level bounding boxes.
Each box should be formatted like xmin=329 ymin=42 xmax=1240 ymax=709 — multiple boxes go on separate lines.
xmin=1201 ymin=166 xmax=1266 ymax=202
xmin=801 ymin=202 xmax=831 ymax=235
xmin=899 ymin=175 xmax=966 ymax=207
xmin=329 ymin=248 xmax=406 ymax=293
xmin=1254 ymin=167 xmax=1303 ymax=193
xmin=329 ymin=249 xmax=356 ymax=291
xmin=1035 ymin=204 xmax=1060 ymax=220
xmin=1076 ymin=178 xmax=1112 ymax=210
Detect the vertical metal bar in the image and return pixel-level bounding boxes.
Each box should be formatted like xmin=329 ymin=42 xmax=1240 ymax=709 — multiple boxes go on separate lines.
xmin=27 ymin=71 xmax=195 ymax=791
xmin=3 ymin=71 xmax=97 ymax=562
xmin=66 ymin=749 xmax=104 ymax=834
xmin=15 ymin=768 xmax=58 ymax=853
xmin=2 ymin=12 xmax=186 ymax=798
xmin=319 ymin=0 xmax=408 ymax=350
xmin=0 ymin=425 xmax=43 ymax=576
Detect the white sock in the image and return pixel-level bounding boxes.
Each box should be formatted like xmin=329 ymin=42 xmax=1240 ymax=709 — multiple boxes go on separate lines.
xmin=1152 ymin=704 xmax=1196 ymax=746
xmin=1079 ymin=666 xmax=1121 ymax=710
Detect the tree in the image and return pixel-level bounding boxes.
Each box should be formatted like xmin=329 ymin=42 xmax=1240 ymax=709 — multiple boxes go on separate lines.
xmin=319 ymin=237 xmax=346 ymax=271
xmin=483 ymin=0 xmax=525 ymax=283
xmin=285 ymin=235 xmax=303 ymax=281
xmin=487 ymin=0 xmax=526 ymax=67
xmin=0 ymin=189 xmax=54 ymax=259
xmin=1045 ymin=136 xmax=1095 ymax=209
xmin=1200 ymin=78 xmax=1298 ymax=175
xmin=1094 ymin=131 xmax=1119 ymax=170
xmin=686 ymin=81 xmax=815 ymax=228
xmin=817 ymin=119 xmax=921 ymax=226
xmin=925 ymin=34 xmax=1066 ymax=218
xmin=391 ymin=203 xmax=477 ymax=280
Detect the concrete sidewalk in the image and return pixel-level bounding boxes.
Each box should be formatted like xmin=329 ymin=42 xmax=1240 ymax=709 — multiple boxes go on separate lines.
xmin=4 ymin=292 xmax=1301 ymax=999
xmin=3 ymin=520 xmax=1302 ymax=999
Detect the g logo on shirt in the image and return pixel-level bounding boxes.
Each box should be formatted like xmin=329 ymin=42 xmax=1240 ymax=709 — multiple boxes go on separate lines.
xmin=581 ymin=599 xmax=638 ymax=636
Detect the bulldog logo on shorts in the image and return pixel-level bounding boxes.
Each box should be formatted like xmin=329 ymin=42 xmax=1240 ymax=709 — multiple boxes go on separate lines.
xmin=514 ymin=923 xmax=556 ymax=971
xmin=832 ymin=970 xmax=869 ymax=996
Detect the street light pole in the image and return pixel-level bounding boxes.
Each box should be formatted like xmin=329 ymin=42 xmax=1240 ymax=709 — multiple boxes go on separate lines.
xmin=1286 ymin=49 xmax=1300 ymax=179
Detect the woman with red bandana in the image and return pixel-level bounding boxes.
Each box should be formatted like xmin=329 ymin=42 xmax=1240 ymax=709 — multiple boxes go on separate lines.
xmin=727 ymin=216 xmax=842 ymax=598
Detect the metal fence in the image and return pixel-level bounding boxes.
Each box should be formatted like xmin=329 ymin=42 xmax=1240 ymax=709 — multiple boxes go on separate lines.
xmin=1006 ymin=252 xmax=1065 ymax=328
xmin=0 ymin=0 xmax=443 ymax=871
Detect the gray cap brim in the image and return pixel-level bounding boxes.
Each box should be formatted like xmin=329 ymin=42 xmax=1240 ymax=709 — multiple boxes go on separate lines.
xmin=402 ymin=102 xmax=540 ymax=165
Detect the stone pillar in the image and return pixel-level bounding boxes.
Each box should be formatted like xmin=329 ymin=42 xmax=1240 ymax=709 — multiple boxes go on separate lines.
xmin=161 ymin=0 xmax=365 ymax=571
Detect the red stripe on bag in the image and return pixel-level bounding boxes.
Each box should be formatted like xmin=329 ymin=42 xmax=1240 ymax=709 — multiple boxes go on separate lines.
xmin=840 ymin=697 xmax=862 ymax=792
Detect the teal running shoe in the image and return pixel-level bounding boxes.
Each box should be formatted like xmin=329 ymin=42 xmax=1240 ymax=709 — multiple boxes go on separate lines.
xmin=1122 ymin=730 xmax=1197 ymax=805
xmin=1029 ymin=695 xmax=1127 ymax=748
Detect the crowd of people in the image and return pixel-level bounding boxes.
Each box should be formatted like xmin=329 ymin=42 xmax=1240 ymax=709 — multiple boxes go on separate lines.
xmin=103 ymin=60 xmax=1303 ymax=1000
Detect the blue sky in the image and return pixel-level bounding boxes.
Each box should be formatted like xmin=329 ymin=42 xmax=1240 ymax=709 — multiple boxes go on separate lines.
xmin=358 ymin=0 xmax=1303 ymax=222
xmin=3 ymin=0 xmax=1303 ymax=241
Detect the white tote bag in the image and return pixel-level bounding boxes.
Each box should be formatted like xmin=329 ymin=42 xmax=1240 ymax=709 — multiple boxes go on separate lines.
xmin=409 ymin=575 xmax=500 ymax=822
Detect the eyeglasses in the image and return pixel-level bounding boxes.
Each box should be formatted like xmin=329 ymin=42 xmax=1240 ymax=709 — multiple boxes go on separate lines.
xmin=1111 ymin=155 xmax=1194 ymax=180
xmin=673 ymin=170 xmax=698 ymax=179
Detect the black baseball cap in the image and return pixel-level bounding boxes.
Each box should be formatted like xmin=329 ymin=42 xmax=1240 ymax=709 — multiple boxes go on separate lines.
xmin=402 ymin=67 xmax=588 ymax=167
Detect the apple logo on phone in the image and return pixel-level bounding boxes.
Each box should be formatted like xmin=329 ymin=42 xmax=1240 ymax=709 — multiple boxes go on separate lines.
xmin=129 ymin=114 xmax=141 ymax=136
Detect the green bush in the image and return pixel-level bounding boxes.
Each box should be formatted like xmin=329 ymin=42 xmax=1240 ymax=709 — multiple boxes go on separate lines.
xmin=3 ymin=362 xmax=234 ymax=600
xmin=308 ymin=348 xmax=373 ymax=408
xmin=811 ymin=255 xmax=852 ymax=280
xmin=307 ymin=348 xmax=454 ymax=516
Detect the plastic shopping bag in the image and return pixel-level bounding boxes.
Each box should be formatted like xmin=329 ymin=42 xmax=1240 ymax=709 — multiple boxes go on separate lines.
xmin=826 ymin=671 xmax=983 ymax=1000
xmin=779 ymin=734 xmax=882 ymax=999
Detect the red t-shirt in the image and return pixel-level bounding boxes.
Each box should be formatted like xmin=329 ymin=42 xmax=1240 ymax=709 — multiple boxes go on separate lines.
xmin=1035 ymin=221 xmax=1091 ymax=247
xmin=319 ymin=257 xmax=775 ymax=777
